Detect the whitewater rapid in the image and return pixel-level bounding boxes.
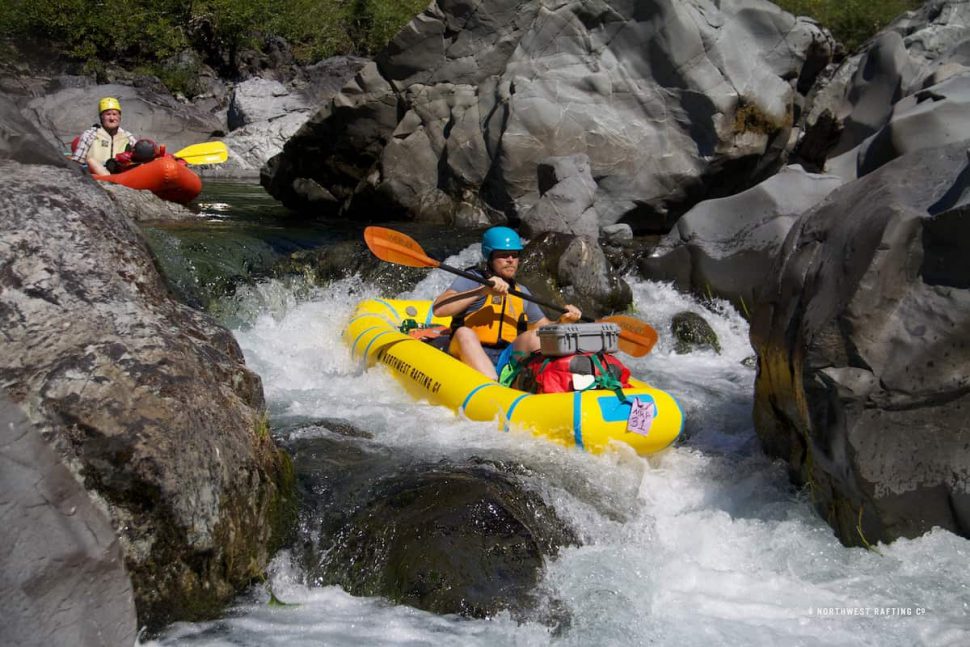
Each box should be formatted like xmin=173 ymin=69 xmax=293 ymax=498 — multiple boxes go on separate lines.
xmin=149 ymin=245 xmax=969 ymax=646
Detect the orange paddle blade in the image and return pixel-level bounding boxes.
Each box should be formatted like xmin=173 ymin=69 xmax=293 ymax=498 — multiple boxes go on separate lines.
xmin=601 ymin=314 xmax=658 ymax=357
xmin=363 ymin=227 xmax=440 ymax=268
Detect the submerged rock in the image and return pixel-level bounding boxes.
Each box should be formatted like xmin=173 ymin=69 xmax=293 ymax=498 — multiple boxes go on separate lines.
xmin=287 ymin=430 xmax=576 ymax=620
xmin=671 ymin=311 xmax=721 ymax=355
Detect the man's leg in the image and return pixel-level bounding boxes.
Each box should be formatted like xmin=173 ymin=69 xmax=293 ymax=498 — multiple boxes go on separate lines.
xmin=451 ymin=327 xmax=499 ymax=380
xmin=512 ymin=329 xmax=540 ymax=355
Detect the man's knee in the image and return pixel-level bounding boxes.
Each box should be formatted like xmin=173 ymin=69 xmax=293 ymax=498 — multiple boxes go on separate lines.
xmin=453 ymin=327 xmax=479 ymax=346
xmin=514 ymin=329 xmax=539 ymax=352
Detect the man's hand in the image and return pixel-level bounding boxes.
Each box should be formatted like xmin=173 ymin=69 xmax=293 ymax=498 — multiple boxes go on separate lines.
xmin=487 ymin=276 xmax=510 ymax=295
xmin=558 ymin=304 xmax=582 ymax=323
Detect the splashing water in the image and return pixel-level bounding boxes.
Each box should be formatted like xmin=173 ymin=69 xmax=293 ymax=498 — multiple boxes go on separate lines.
xmin=148 ymin=248 xmax=970 ymax=646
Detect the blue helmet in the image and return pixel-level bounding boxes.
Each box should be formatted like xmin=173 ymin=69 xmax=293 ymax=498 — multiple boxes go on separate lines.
xmin=481 ymin=226 xmax=523 ymax=261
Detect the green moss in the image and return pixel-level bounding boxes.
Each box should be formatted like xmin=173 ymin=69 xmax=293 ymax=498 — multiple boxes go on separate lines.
xmin=733 ymin=99 xmax=789 ymax=136
xmin=267 ymin=447 xmax=298 ymax=552
xmin=255 ymin=413 xmax=270 ymax=440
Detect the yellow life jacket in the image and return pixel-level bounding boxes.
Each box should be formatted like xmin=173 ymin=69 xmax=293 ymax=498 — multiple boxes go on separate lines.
xmin=460 ymin=291 xmax=527 ymax=346
xmin=86 ymin=127 xmax=134 ymax=164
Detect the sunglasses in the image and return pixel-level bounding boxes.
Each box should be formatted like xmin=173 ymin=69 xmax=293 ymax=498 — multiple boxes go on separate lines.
xmin=492 ymin=250 xmax=520 ymax=259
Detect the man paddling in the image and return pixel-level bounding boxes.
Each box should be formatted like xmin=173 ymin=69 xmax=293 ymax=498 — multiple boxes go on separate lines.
xmin=71 ymin=97 xmax=138 ymax=176
xmin=432 ymin=226 xmax=581 ymax=381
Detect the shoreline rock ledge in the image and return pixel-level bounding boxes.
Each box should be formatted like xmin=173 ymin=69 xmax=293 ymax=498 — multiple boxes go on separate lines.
xmin=750 ymin=142 xmax=970 ymax=547
xmin=0 ymin=102 xmax=294 ymax=631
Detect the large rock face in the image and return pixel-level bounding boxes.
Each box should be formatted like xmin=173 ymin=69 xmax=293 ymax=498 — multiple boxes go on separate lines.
xmin=0 ymin=103 xmax=294 ymax=629
xmin=798 ymin=0 xmax=970 ymax=177
xmin=750 ymin=141 xmax=970 ymax=546
xmin=263 ymin=0 xmax=832 ymax=230
xmin=1 ymin=395 xmax=137 ymax=647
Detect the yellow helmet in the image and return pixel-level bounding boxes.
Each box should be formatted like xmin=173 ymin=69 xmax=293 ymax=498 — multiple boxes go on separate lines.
xmin=98 ymin=97 xmax=121 ymax=114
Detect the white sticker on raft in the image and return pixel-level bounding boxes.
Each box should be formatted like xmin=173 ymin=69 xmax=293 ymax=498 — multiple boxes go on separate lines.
xmin=572 ymin=373 xmax=595 ymax=390
xmin=627 ymin=397 xmax=656 ymax=436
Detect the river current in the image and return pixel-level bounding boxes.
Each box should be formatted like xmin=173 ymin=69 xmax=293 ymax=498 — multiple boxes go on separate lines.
xmin=145 ymin=182 xmax=968 ymax=646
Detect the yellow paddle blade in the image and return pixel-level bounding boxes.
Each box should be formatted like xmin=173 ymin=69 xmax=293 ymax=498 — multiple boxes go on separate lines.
xmin=172 ymin=141 xmax=229 ymax=165
xmin=363 ymin=226 xmax=440 ymax=268
xmin=601 ymin=314 xmax=658 ymax=357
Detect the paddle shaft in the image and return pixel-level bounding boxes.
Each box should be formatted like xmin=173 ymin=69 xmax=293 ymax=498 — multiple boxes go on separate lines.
xmin=438 ymin=261 xmax=596 ymax=322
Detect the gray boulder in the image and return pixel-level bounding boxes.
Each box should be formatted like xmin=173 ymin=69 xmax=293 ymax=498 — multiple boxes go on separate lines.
xmin=100 ymin=182 xmax=197 ymax=222
xmin=0 ymin=395 xmax=137 ymax=647
xmin=520 ymin=231 xmax=632 ymax=318
xmin=0 ymin=93 xmax=72 ymax=168
xmin=212 ymin=111 xmax=310 ymax=178
xmin=263 ymin=0 xmax=833 ymax=228
xmin=640 ymin=165 xmax=843 ymax=310
xmin=750 ymin=141 xmax=970 ymax=546
xmin=216 ymin=59 xmax=370 ymax=178
xmin=227 ymin=78 xmax=308 ymax=130
xmin=520 ymin=154 xmax=599 ymax=240
xmin=857 ymin=72 xmax=970 ymax=175
xmin=0 ymin=156 xmax=293 ymax=629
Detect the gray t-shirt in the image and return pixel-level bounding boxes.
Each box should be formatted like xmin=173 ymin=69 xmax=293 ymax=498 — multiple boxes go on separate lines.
xmin=446 ymin=272 xmax=545 ymax=324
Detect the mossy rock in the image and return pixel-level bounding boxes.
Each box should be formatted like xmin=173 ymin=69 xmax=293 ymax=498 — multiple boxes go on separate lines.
xmin=671 ymin=311 xmax=721 ymax=354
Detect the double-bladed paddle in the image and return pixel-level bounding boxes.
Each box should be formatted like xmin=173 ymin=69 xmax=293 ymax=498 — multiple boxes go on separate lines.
xmin=172 ymin=141 xmax=229 ymax=165
xmin=363 ymin=226 xmax=659 ymax=357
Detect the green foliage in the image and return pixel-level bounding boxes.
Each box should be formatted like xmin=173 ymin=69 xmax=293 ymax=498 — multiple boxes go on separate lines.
xmin=352 ymin=0 xmax=430 ymax=54
xmin=141 ymin=62 xmax=205 ymax=99
xmin=1 ymin=0 xmax=188 ymax=62
xmin=267 ymin=0 xmax=430 ymax=60
xmin=775 ymin=0 xmax=923 ymax=52
xmin=0 ymin=0 xmax=425 ymax=73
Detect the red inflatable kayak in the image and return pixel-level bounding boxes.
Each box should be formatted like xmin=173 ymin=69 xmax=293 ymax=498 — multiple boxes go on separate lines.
xmin=95 ymin=156 xmax=202 ymax=204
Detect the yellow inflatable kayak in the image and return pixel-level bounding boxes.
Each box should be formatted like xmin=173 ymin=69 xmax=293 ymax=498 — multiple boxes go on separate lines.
xmin=344 ymin=299 xmax=683 ymax=456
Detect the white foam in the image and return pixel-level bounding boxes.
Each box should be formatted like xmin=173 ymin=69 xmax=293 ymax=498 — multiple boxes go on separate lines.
xmin=151 ymin=270 xmax=970 ymax=646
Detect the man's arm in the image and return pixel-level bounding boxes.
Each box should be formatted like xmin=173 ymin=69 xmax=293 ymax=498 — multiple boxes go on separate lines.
xmin=433 ymin=285 xmax=488 ymax=318
xmin=70 ymin=128 xmax=97 ymax=164
xmin=432 ymin=274 xmax=513 ymax=318
xmin=531 ymin=304 xmax=581 ymax=329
